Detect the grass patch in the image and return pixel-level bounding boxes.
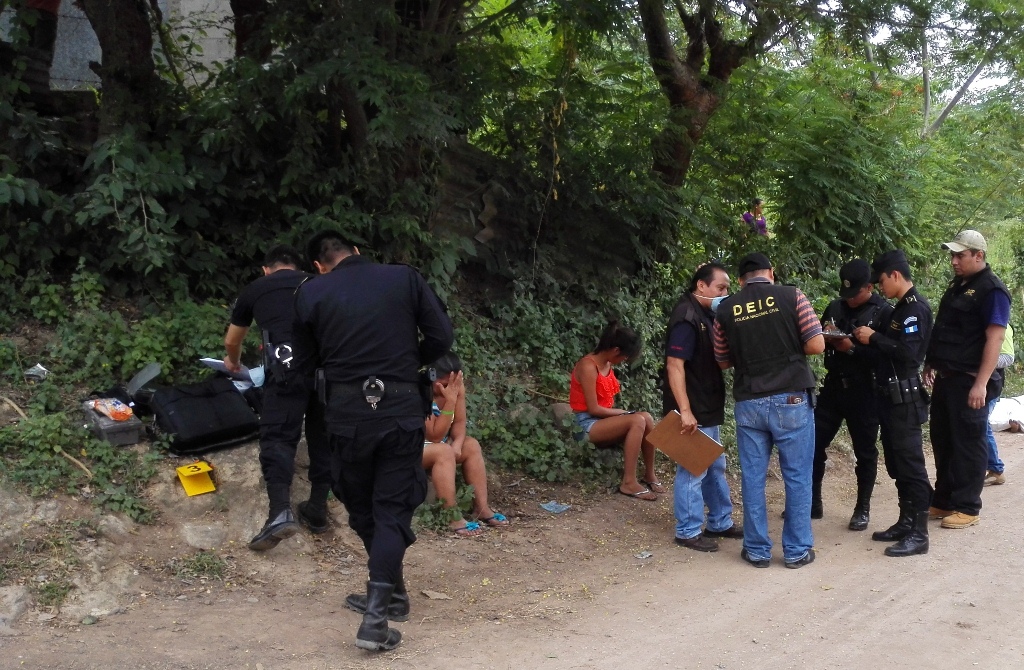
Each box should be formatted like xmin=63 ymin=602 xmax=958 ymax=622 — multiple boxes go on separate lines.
xmin=414 ymin=482 xmax=475 ymax=532
xmin=0 ymin=408 xmax=160 ymax=523
xmin=172 ymin=551 xmax=228 ymax=582
xmin=1 ymin=520 xmax=95 ymax=609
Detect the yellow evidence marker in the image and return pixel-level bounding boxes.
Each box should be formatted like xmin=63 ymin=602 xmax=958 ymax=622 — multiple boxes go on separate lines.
xmin=176 ymin=461 xmax=216 ymax=496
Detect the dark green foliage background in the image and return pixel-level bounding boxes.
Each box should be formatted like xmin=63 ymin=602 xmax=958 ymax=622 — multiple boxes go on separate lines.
xmin=2 ymin=0 xmax=1024 ymax=504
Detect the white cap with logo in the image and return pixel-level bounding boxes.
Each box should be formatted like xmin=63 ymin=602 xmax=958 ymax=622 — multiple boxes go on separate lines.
xmin=941 ymin=229 xmax=987 ymax=253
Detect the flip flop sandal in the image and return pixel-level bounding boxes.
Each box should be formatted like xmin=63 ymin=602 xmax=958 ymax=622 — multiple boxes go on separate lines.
xmin=451 ymin=520 xmax=484 ymax=537
xmin=617 ymin=487 xmax=657 ymax=501
xmin=477 ymin=513 xmax=509 ymax=527
xmin=640 ymin=479 xmax=667 ymax=494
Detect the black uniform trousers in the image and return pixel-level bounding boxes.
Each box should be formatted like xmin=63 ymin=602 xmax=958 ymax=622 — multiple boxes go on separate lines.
xmin=330 ymin=416 xmax=428 ymax=585
xmin=930 ymin=373 xmax=995 ymax=516
xmin=813 ymin=376 xmax=880 ymax=491
xmin=259 ymin=377 xmax=333 ymax=513
xmin=877 ymin=395 xmax=933 ymax=513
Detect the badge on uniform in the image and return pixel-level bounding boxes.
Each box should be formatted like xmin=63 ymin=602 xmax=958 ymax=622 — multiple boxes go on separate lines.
xmin=905 ymin=325 xmax=919 ymax=333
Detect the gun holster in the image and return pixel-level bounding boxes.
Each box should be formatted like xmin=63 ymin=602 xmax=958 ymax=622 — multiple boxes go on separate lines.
xmin=315 ymin=368 xmax=326 ymax=405
xmin=419 ymin=368 xmax=437 ymax=417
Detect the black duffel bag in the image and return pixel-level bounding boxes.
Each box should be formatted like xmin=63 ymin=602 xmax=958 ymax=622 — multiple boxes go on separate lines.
xmin=150 ymin=377 xmax=259 ymax=454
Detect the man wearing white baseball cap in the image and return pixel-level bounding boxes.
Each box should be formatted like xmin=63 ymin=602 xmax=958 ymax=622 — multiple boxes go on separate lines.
xmin=924 ymin=230 xmax=1011 ymax=529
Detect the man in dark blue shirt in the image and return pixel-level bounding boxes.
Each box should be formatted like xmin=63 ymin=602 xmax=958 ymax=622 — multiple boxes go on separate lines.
xmin=292 ymin=232 xmax=453 ymax=651
xmin=662 ymin=262 xmax=741 ymax=553
xmin=925 ymin=230 xmax=1011 ymax=530
xmin=224 ymin=245 xmax=332 ymax=551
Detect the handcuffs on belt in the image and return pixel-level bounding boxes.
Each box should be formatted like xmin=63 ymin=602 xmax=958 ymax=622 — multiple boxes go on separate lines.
xmin=363 ymin=376 xmax=385 ymax=410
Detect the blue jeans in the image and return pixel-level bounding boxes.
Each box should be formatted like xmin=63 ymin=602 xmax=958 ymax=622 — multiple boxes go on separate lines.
xmin=735 ymin=392 xmax=815 ymax=563
xmin=986 ymin=398 xmax=1005 ymax=474
xmin=673 ymin=425 xmax=734 ymax=539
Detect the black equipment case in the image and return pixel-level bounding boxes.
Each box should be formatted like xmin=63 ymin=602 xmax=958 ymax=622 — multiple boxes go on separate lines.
xmin=150 ymin=377 xmax=259 ymax=454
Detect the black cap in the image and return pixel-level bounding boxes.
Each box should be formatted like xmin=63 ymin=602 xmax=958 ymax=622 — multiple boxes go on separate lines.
xmin=737 ymin=252 xmax=772 ymax=277
xmin=870 ymin=249 xmax=910 ymax=283
xmin=838 ymin=259 xmax=871 ymax=299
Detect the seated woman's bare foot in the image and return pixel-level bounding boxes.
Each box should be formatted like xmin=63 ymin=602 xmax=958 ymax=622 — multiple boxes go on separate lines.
xmin=475 ymin=509 xmax=510 ymax=527
xmin=450 ymin=519 xmax=484 ymax=537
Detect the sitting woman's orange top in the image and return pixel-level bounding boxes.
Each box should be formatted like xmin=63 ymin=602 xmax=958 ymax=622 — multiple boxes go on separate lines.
xmin=569 ymin=356 xmax=620 ymax=412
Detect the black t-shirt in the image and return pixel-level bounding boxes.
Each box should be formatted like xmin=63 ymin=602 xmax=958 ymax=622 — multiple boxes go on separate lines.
xmin=292 ymin=256 xmax=454 ymax=420
xmin=230 ymin=269 xmax=310 ymax=344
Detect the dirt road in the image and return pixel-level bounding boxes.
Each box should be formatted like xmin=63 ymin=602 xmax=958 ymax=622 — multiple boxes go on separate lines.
xmin=4 ymin=433 xmax=1023 ymax=670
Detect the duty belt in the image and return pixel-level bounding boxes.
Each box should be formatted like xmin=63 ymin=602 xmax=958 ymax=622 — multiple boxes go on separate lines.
xmin=828 ymin=373 xmax=873 ymax=390
xmin=878 ymin=375 xmax=924 ymax=405
xmin=326 ymin=377 xmax=422 ymax=410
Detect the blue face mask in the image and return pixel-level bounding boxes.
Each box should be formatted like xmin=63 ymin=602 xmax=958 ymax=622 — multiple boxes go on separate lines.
xmin=709 ymin=296 xmax=727 ymax=312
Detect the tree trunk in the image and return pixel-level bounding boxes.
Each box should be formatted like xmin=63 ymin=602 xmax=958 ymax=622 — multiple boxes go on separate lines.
xmin=77 ymin=0 xmax=161 ymax=137
xmin=229 ymin=0 xmax=271 ymax=60
xmin=637 ymin=0 xmax=780 ymax=186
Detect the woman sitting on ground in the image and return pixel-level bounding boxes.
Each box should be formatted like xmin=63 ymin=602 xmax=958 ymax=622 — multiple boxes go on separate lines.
xmin=423 ymin=352 xmax=509 ymax=537
xmin=569 ymin=321 xmax=659 ymax=500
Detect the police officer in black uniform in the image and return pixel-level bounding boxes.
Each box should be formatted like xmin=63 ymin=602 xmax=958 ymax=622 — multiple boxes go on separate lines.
xmin=813 ymin=259 xmax=893 ymax=529
xmin=292 ymin=232 xmax=453 ymax=652
xmin=853 ymin=250 xmax=933 ymax=557
xmin=224 ymin=245 xmax=333 ymax=551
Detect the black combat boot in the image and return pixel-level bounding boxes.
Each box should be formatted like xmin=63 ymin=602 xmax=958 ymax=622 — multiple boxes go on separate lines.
xmin=848 ymin=486 xmax=872 ymax=531
xmin=871 ymin=501 xmax=913 ymax=542
xmin=811 ymin=480 xmax=824 ymax=519
xmin=355 ymin=581 xmax=402 ymax=651
xmin=297 ymin=500 xmax=330 ymax=534
xmin=248 ymin=508 xmax=299 ymax=551
xmin=346 ymin=572 xmax=409 ymax=622
xmin=884 ymin=511 xmax=929 ymax=557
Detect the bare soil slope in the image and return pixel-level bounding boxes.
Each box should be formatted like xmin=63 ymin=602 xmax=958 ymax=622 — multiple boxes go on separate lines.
xmin=3 ymin=433 xmax=1023 ymax=670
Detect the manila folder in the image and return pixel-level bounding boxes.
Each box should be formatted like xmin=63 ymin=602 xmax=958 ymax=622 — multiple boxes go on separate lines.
xmin=647 ymin=411 xmax=725 ymax=476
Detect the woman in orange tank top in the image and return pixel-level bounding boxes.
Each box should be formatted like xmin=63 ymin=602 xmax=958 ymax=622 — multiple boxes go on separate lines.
xmin=570 ymin=321 xmax=659 ymax=500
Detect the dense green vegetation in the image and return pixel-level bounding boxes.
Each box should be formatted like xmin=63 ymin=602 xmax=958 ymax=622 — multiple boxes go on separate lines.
xmin=2 ymin=0 xmax=1024 ymax=504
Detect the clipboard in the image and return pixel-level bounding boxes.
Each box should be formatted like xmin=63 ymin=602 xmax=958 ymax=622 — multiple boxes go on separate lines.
xmin=646 ymin=411 xmax=725 ymax=476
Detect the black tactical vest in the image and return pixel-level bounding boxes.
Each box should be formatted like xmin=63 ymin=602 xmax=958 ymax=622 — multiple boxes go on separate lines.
xmin=717 ymin=281 xmax=816 ymax=401
xmin=823 ymin=294 xmax=892 ymax=378
xmin=662 ymin=293 xmax=725 ymax=426
xmin=928 ymin=266 xmax=1011 ymax=373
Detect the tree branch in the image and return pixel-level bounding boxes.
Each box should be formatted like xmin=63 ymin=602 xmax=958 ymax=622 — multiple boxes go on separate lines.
xmin=923 ymin=40 xmax=1002 ymax=138
xmin=921 ymin=34 xmax=931 ymax=135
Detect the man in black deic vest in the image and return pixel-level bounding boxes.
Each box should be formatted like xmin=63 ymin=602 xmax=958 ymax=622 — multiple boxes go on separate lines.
xmin=853 ymin=250 xmax=933 ymax=557
xmin=662 ymin=262 xmax=742 ymax=553
xmin=223 ymin=245 xmax=333 ymax=551
xmin=813 ymin=259 xmax=894 ymax=529
xmin=925 ymin=230 xmax=1011 ymax=530
xmin=714 ymin=253 xmax=824 ymax=569
xmin=292 ymin=232 xmax=453 ymax=651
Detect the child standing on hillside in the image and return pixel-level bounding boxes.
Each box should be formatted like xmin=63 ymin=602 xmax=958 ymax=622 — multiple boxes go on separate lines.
xmin=570 ymin=321 xmax=659 ymax=500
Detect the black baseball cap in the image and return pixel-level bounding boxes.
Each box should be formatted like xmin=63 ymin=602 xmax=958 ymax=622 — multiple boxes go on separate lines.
xmin=870 ymin=249 xmax=911 ymax=283
xmin=737 ymin=252 xmax=772 ymax=277
xmin=839 ymin=259 xmax=871 ymax=299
